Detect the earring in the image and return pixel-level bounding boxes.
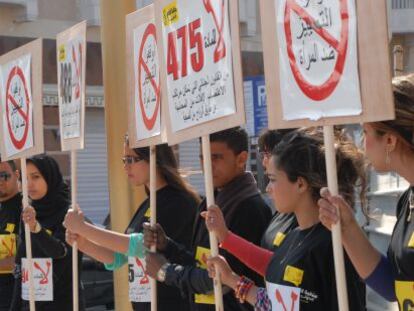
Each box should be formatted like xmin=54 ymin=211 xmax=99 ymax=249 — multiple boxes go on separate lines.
xmin=385 ymin=148 xmax=391 ymax=165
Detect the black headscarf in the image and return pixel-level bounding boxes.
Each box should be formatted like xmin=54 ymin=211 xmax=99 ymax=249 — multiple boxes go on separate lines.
xmin=27 ymin=155 xmax=70 ymax=230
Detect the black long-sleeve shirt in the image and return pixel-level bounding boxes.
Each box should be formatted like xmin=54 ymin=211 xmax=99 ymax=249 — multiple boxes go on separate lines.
xmin=126 ymin=185 xmax=198 ymax=311
xmin=163 ymin=194 xmax=272 ymax=311
xmin=0 ymin=193 xmax=21 ymax=311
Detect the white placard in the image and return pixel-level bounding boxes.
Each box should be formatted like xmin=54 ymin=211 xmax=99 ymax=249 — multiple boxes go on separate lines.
xmin=134 ymin=21 xmax=161 ymax=140
xmin=22 ymin=258 xmax=53 ymax=301
xmin=276 ymin=0 xmax=362 ymax=121
xmin=267 ymin=282 xmax=301 ymax=311
xmin=0 ymin=54 xmax=34 ymax=157
xmin=57 ymin=35 xmax=83 ymax=139
xmin=161 ymin=0 xmax=236 ymax=132
xmin=128 ymin=257 xmax=151 ymax=302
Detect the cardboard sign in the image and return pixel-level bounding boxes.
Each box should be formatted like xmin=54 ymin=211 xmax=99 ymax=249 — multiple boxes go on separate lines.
xmin=56 ymin=21 xmax=87 ymax=151
xmin=0 ymin=39 xmax=44 ymax=160
xmin=22 ymin=258 xmax=53 ymax=301
xmin=127 ymin=4 xmax=165 ymax=148
xmin=155 ymin=0 xmax=245 ymax=145
xmin=128 ymin=257 xmax=151 ymax=302
xmin=260 ymin=0 xmax=394 ymax=128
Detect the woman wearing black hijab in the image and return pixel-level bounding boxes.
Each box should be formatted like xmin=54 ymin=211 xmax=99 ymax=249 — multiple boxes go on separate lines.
xmin=10 ymin=155 xmax=84 ymax=311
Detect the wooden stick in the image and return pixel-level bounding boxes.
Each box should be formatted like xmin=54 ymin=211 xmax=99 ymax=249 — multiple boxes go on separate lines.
xmin=71 ymin=150 xmax=79 ymax=311
xmin=323 ymin=126 xmax=349 ymax=311
xmin=201 ymin=135 xmax=224 ymax=311
xmin=21 ymin=158 xmax=36 ymax=311
xmin=150 ymin=145 xmax=157 ymax=311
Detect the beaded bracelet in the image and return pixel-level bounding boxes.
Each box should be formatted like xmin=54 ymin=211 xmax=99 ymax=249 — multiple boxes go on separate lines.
xmin=235 ymin=276 xmax=254 ymax=303
xmin=254 ymin=287 xmax=271 ymax=311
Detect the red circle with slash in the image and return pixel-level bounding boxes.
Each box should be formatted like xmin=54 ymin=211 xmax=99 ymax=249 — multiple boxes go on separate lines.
xmin=138 ymin=23 xmax=160 ymax=131
xmin=284 ymin=0 xmax=349 ymax=101
xmin=5 ymin=66 xmax=30 ymax=150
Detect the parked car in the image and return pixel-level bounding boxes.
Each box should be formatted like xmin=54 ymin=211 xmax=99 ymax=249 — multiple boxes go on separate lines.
xmin=81 ymin=215 xmax=114 ymax=310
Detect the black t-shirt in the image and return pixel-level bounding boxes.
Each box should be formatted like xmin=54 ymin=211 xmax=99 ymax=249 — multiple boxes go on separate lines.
xmin=0 ymin=193 xmax=21 ymax=309
xmin=126 ymin=186 xmax=198 ymax=311
xmin=190 ymin=194 xmax=272 ymax=311
xmin=265 ymin=223 xmax=366 ymax=310
xmin=261 ymin=212 xmax=298 ymax=251
xmin=388 ymin=187 xmax=414 ymax=308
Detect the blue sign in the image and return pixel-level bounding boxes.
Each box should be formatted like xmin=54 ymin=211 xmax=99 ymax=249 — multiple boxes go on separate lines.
xmin=244 ymin=76 xmax=268 ymax=137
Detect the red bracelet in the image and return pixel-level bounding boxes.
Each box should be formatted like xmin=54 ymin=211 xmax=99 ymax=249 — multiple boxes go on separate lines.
xmin=235 ymin=276 xmax=254 ymax=303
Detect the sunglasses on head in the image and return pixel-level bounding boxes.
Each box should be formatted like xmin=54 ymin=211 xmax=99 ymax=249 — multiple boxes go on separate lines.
xmin=0 ymin=172 xmax=12 ymax=182
xmin=122 ymin=156 xmax=144 ymax=165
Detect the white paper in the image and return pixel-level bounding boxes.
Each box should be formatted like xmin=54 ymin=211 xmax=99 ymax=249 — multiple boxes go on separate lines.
xmin=0 ymin=54 xmax=34 ymax=157
xmin=22 ymin=258 xmax=53 ymax=301
xmin=161 ymin=0 xmax=236 ymax=132
xmin=267 ymin=282 xmax=301 ymax=311
xmin=58 ymin=35 xmax=83 ymax=139
xmin=276 ymin=0 xmax=362 ymax=121
xmin=128 ymin=257 xmax=151 ymax=302
xmin=133 ymin=21 xmax=161 ymax=140
xmin=243 ymin=80 xmax=254 ymax=137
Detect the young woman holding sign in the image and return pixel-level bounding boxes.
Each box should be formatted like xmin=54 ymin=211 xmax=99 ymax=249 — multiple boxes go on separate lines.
xmin=10 ymin=155 xmax=85 ymax=311
xmin=64 ymin=135 xmax=199 ymax=311
xmin=257 ymin=129 xmax=298 ymax=251
xmin=319 ymin=74 xmax=414 ymax=309
xmin=203 ymin=130 xmax=367 ymax=310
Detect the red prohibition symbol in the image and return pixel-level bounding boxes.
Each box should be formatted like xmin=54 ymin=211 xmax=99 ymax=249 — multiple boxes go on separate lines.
xmin=72 ymin=42 xmax=82 ymax=100
xmin=284 ymin=0 xmax=349 ymax=101
xmin=5 ymin=66 xmax=30 ymax=150
xmin=138 ymin=23 xmax=160 ymax=131
xmin=203 ymin=0 xmax=226 ymax=63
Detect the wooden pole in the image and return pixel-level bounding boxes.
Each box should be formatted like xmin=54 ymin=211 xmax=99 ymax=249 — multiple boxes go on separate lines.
xmin=323 ymin=126 xmax=349 ymax=311
xmin=201 ymin=135 xmax=224 ymax=311
xmin=21 ymin=158 xmax=36 ymax=311
xmin=71 ymin=150 xmax=79 ymax=311
xmin=100 ymin=1 xmax=146 ymax=310
xmin=149 ymin=145 xmax=157 ymax=311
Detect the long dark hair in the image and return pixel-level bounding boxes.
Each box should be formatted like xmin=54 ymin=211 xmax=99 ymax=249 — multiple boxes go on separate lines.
xmin=272 ymin=128 xmax=366 ymax=211
xmin=125 ymin=134 xmax=200 ymax=204
xmin=258 ymin=129 xmax=295 ymax=152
